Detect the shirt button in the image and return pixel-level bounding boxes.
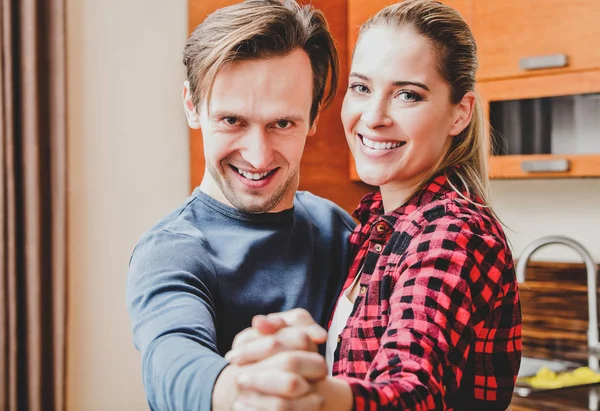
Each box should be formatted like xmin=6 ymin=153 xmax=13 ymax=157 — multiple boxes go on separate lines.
xmin=374 ymin=243 xmax=383 ymax=252
xmin=360 ymin=285 xmax=367 ymax=295
xmin=376 ymin=224 xmax=386 ymax=233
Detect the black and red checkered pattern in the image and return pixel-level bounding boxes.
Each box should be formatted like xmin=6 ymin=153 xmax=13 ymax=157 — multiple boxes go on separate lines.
xmin=330 ymin=169 xmax=522 ymax=411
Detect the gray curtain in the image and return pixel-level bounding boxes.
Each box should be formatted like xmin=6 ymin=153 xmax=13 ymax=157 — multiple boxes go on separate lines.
xmin=0 ymin=0 xmax=67 ymax=410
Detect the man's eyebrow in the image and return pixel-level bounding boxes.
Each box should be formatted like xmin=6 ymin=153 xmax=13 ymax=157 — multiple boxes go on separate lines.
xmin=211 ymin=111 xmax=246 ymax=120
xmin=211 ymin=113 xmax=306 ymax=123
xmin=278 ymin=115 xmax=305 ymax=123
xmin=349 ymin=72 xmax=430 ymax=92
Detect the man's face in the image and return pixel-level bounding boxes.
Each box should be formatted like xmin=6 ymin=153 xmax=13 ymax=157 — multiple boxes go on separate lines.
xmin=184 ymin=49 xmax=318 ymax=214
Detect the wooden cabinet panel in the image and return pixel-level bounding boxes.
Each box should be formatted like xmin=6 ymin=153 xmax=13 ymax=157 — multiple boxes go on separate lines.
xmin=479 ymin=69 xmax=600 ymax=179
xmin=473 ymin=0 xmax=600 ymax=81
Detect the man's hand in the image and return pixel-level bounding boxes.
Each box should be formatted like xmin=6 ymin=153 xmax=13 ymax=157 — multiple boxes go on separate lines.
xmin=214 ymin=309 xmax=329 ymax=411
xmin=227 ymin=308 xmax=327 ymax=365
xmin=214 ymin=350 xmax=329 ymax=411
xmin=233 ymin=350 xmax=328 ymax=411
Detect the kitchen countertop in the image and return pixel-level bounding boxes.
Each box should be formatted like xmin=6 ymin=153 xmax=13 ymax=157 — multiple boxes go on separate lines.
xmin=511 ymin=385 xmax=600 ymax=411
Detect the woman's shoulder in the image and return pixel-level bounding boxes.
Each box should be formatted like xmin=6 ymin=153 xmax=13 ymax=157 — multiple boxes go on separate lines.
xmin=402 ymin=195 xmax=510 ymax=254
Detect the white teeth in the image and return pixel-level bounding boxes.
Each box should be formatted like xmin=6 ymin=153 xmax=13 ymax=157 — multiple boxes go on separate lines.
xmin=236 ymin=168 xmax=270 ymax=181
xmin=361 ymin=135 xmax=403 ymax=150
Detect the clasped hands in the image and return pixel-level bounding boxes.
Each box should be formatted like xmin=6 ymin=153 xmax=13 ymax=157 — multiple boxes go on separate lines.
xmin=225 ymin=308 xmax=329 ymax=411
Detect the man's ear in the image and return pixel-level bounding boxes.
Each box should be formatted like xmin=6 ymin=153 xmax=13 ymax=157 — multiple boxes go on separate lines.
xmin=182 ymin=80 xmax=201 ymax=129
xmin=449 ymin=91 xmax=475 ymax=137
xmin=307 ymin=105 xmax=321 ymax=137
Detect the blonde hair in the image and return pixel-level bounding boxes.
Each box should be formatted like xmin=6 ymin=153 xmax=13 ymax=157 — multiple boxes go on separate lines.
xmin=183 ymin=0 xmax=339 ymax=123
xmin=359 ymin=0 xmax=493 ymax=211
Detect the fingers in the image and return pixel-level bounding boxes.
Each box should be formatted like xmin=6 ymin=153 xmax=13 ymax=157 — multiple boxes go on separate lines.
xmin=233 ymin=391 xmax=324 ymax=411
xmin=266 ymin=309 xmax=327 ymax=344
xmin=231 ymin=315 xmax=286 ymax=351
xmin=237 ymin=370 xmax=311 ymax=398
xmin=228 ymin=327 xmax=318 ymax=366
xmin=253 ymin=314 xmax=287 ymax=334
xmin=230 ymin=309 xmax=326 ymax=354
xmin=245 ymin=351 xmax=328 ymax=381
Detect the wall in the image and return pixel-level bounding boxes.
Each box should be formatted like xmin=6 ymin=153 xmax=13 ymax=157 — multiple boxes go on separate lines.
xmin=492 ymin=179 xmax=600 ymax=262
xmin=66 ymin=0 xmax=189 ymax=410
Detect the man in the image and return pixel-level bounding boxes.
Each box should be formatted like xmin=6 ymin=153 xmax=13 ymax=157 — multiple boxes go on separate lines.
xmin=126 ymin=1 xmax=355 ymax=410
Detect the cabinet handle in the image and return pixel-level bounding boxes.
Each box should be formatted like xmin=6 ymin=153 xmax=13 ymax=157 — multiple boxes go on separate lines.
xmin=519 ymin=54 xmax=568 ymax=71
xmin=521 ymin=159 xmax=570 ymax=173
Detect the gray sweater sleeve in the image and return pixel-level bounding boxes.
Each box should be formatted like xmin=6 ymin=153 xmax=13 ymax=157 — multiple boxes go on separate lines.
xmin=126 ymin=229 xmax=228 ymax=411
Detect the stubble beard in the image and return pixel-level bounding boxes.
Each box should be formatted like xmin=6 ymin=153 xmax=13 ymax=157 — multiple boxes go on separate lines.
xmin=208 ymin=163 xmax=299 ymax=214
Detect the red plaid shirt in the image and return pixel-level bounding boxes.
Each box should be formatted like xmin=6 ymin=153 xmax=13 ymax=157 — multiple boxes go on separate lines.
xmin=331 ymin=170 xmax=522 ymax=411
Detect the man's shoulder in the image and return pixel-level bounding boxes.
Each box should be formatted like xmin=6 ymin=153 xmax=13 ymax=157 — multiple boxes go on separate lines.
xmin=294 ymin=191 xmax=356 ymax=232
xmin=131 ymin=193 xmax=211 ymax=261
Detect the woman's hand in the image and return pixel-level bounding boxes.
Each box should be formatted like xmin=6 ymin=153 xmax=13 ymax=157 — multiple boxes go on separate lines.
xmin=227 ymin=308 xmax=328 ymax=365
xmin=225 ymin=309 xmax=330 ymax=410
xmin=232 ymin=349 xmax=329 ymax=411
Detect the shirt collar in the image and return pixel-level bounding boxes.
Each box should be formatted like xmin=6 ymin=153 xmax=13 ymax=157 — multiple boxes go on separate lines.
xmin=352 ymin=168 xmax=470 ymax=226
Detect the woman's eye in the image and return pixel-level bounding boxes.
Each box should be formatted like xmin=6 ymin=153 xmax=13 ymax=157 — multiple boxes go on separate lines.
xmin=398 ymin=91 xmax=421 ymax=102
xmin=275 ymin=120 xmax=291 ymax=129
xmin=350 ymin=83 xmax=370 ymax=94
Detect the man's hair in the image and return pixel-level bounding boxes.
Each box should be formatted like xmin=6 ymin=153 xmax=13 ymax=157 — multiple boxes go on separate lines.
xmin=183 ymin=0 xmax=339 ymax=123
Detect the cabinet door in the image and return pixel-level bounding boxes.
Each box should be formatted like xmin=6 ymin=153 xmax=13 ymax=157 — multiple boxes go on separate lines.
xmin=473 ymin=0 xmax=600 ymax=81
xmin=479 ymin=69 xmax=600 ymax=179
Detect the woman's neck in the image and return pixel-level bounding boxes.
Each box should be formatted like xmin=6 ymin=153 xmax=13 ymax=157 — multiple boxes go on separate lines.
xmin=379 ymin=176 xmax=424 ymax=213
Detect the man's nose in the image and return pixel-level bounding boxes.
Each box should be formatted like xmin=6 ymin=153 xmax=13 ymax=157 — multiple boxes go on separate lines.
xmin=239 ymin=128 xmax=275 ymax=171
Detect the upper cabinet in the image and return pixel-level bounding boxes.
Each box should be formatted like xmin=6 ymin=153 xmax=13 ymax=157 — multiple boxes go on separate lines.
xmin=475 ymin=0 xmax=600 ymax=179
xmin=473 ymin=0 xmax=600 ymax=81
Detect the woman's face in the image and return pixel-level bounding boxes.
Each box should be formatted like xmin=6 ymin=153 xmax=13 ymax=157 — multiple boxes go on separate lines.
xmin=342 ymin=25 xmax=469 ymax=199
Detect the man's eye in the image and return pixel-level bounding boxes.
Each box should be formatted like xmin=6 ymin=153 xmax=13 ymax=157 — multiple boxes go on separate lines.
xmin=223 ymin=117 xmax=239 ymax=125
xmin=275 ymin=120 xmax=291 ymax=129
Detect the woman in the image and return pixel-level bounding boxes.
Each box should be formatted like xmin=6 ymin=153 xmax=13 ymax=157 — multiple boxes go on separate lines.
xmin=227 ymin=1 xmax=521 ymax=409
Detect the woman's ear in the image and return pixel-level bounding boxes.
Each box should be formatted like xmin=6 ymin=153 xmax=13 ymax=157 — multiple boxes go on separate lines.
xmin=449 ymin=91 xmax=475 ymax=137
xmin=182 ymin=80 xmax=201 ymax=129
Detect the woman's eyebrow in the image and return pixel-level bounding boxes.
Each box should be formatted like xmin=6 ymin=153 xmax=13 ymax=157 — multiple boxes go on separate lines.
xmin=349 ymin=72 xmax=430 ymax=92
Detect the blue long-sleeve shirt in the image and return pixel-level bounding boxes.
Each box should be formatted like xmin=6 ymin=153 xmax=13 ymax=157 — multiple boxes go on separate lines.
xmin=126 ymin=189 xmax=355 ymax=411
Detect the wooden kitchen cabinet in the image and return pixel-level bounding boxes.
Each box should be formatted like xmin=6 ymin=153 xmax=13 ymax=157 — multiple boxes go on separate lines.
xmin=472 ymin=0 xmax=600 ymax=81
xmin=473 ymin=0 xmax=600 ymax=179
xmin=480 ymin=69 xmax=600 ymax=179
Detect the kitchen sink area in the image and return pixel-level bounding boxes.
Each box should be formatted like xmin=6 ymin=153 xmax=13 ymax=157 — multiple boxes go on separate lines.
xmin=511 ymin=236 xmax=600 ymax=410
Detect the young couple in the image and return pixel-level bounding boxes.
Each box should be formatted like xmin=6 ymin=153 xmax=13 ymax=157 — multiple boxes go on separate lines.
xmin=126 ymin=0 xmax=522 ymax=410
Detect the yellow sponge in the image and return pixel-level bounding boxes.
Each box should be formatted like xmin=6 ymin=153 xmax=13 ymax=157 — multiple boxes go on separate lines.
xmin=524 ymin=366 xmax=600 ymax=389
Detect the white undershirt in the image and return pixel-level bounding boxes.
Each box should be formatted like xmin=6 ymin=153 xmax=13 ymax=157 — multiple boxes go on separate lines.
xmin=325 ymin=273 xmax=360 ymax=375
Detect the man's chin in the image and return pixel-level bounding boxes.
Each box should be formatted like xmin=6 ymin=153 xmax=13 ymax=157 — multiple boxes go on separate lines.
xmin=226 ymin=192 xmax=283 ymax=214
